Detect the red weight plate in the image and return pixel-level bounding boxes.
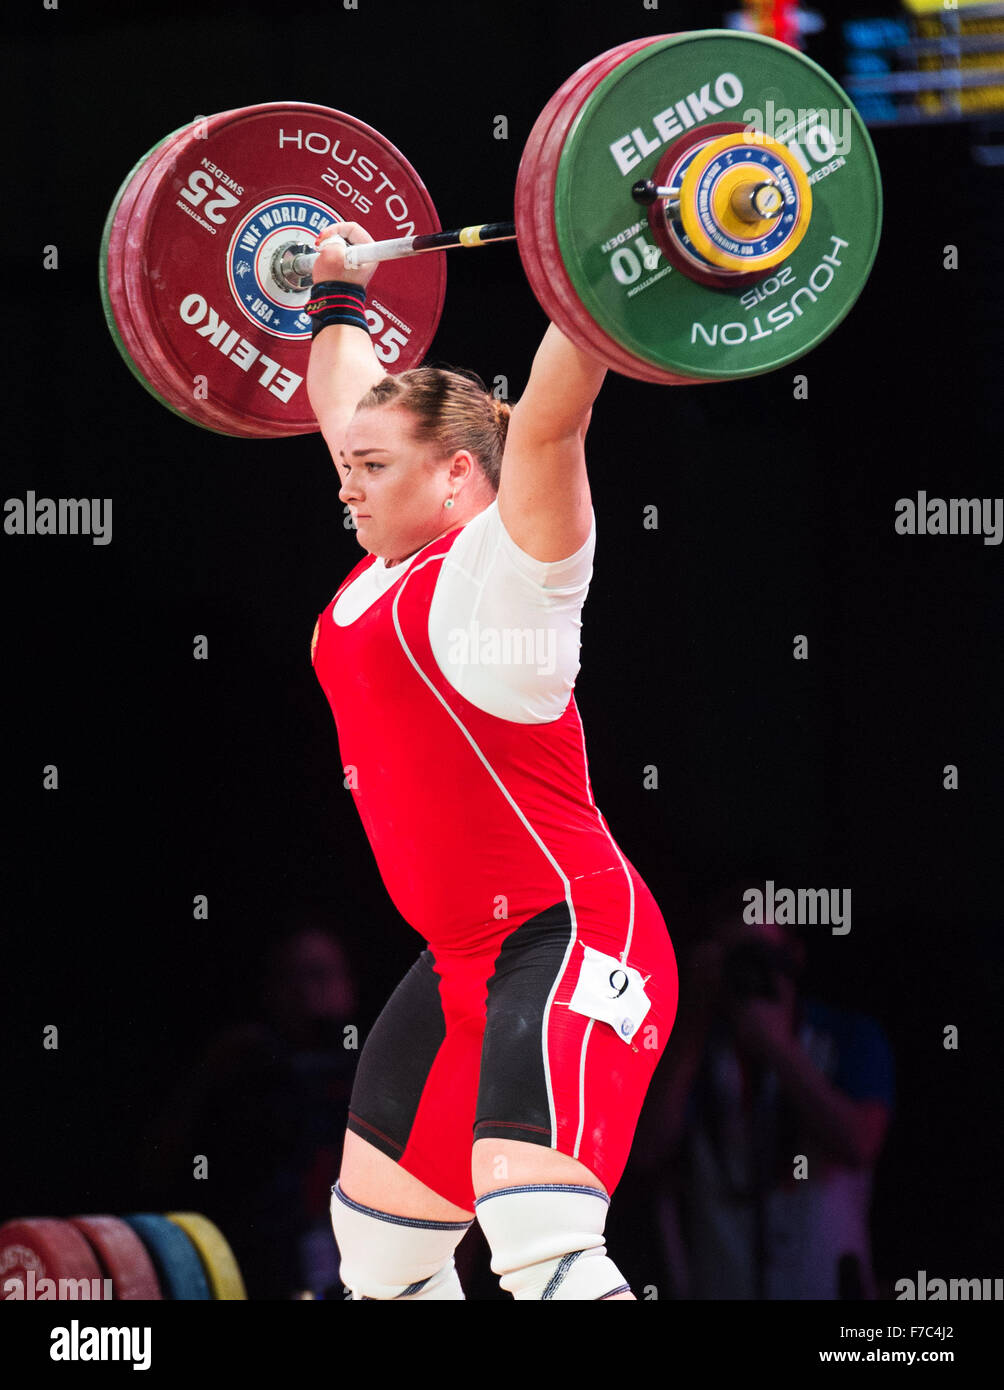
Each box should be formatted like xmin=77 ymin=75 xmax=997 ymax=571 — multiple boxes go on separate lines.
xmin=104 ymin=125 xmax=251 ymax=436
xmin=120 ymin=133 xmax=298 ymax=438
xmin=108 ymin=116 xmax=293 ymax=437
xmin=646 ymin=122 xmax=769 ymax=291
xmin=124 ymin=103 xmax=445 ymax=438
xmin=102 ymin=129 xmax=208 ymax=421
xmin=124 ymin=112 xmax=440 ymax=439
xmin=0 ymin=1218 xmax=105 ymax=1299
xmin=69 ymin=1215 xmax=164 ymax=1300
xmin=518 ymin=38 xmax=703 ymax=385
xmin=113 ymin=115 xmax=325 ymax=438
xmin=108 ymin=121 xmax=271 ymax=434
xmin=516 ymin=40 xmax=677 ymax=383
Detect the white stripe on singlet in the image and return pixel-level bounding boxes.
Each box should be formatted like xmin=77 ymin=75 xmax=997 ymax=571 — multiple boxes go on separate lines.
xmin=569 ymin=718 xmax=637 ymax=1159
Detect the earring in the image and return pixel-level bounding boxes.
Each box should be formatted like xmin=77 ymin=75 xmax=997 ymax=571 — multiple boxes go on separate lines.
xmin=444 ymin=492 xmax=455 ymax=509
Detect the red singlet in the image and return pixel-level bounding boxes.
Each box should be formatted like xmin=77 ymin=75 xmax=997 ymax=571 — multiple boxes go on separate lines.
xmin=311 ymin=513 xmax=678 ymax=1205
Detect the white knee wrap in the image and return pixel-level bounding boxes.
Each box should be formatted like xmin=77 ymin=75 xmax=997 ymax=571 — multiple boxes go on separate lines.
xmin=329 ymin=1181 xmax=473 ymax=1300
xmin=474 ymin=1183 xmax=631 ymax=1300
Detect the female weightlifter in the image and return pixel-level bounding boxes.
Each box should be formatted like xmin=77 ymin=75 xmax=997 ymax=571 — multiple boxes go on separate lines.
xmin=306 ymin=221 xmax=679 ymax=1300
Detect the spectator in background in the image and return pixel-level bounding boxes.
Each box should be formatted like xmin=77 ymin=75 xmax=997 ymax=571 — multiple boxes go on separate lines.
xmin=634 ymin=888 xmax=894 ymax=1299
xmin=140 ymin=918 xmax=358 ymax=1298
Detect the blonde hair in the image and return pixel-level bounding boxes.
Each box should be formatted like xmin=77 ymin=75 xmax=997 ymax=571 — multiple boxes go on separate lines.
xmin=355 ymin=367 xmax=510 ymax=491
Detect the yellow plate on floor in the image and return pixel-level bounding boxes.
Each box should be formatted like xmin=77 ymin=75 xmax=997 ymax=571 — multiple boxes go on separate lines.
xmin=166 ymin=1212 xmax=247 ymax=1300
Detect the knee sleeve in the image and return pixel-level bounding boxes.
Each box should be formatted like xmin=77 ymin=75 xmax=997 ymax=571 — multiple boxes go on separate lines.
xmin=474 ymin=1183 xmax=631 ymax=1300
xmin=329 ymin=1181 xmax=473 ymax=1300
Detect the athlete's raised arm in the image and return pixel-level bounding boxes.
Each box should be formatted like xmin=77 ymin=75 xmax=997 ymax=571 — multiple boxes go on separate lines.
xmin=305 ymin=222 xmax=386 ymax=476
xmin=497 ymin=322 xmax=607 ymax=563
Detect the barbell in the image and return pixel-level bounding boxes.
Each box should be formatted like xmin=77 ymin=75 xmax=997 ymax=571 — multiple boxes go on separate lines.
xmin=100 ymin=29 xmax=883 ymax=438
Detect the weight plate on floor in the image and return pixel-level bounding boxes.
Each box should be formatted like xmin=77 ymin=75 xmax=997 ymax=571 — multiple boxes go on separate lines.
xmin=69 ymin=1215 xmax=163 ymax=1300
xmin=0 ymin=1218 xmax=104 ymax=1299
xmin=121 ymin=1213 xmax=211 ymax=1300
xmin=166 ymin=1211 xmax=247 ymax=1300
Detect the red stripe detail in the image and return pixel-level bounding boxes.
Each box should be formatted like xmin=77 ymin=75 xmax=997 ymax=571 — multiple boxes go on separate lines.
xmin=307 ymin=301 xmax=368 ymax=314
xmin=473 ymin=1119 xmax=552 ymax=1135
xmin=348 ymin=1112 xmax=405 ymax=1152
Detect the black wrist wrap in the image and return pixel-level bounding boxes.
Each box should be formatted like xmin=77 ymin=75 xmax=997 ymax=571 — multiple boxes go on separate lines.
xmin=306 ymin=281 xmax=369 ymax=337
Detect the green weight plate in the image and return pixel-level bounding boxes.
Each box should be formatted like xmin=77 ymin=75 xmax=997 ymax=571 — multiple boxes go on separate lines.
xmin=552 ymin=30 xmax=882 ymax=380
xmin=516 ymin=38 xmax=683 ymax=383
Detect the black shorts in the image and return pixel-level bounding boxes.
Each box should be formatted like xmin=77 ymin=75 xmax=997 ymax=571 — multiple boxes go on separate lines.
xmin=345 ymin=888 xmax=678 ymax=1210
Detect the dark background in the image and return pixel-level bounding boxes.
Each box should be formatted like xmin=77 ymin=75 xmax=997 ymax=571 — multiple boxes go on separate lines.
xmin=4 ymin=0 xmax=1002 ymax=1295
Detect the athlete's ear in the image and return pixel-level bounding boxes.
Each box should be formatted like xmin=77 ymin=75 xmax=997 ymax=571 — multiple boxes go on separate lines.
xmin=447 ymin=449 xmax=478 ymax=488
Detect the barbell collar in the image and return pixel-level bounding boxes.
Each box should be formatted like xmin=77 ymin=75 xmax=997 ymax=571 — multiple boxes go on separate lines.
xmin=631 ymin=179 xmax=682 ymax=215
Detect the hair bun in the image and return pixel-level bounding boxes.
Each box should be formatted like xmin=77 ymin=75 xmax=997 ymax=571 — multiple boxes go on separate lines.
xmin=492 ymin=396 xmax=511 ymax=447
